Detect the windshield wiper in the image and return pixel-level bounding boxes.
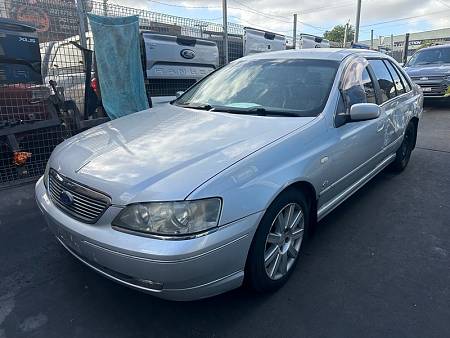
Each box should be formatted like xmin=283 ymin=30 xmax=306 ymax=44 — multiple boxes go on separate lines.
xmin=176 ymin=102 xmax=213 ymax=111
xmin=212 ymin=106 xmax=300 ymax=117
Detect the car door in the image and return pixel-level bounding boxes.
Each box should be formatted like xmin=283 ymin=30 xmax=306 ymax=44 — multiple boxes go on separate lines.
xmin=318 ymin=57 xmax=385 ymax=208
xmin=367 ymin=59 xmax=402 ymax=149
xmin=383 ymin=59 xmax=417 ymax=146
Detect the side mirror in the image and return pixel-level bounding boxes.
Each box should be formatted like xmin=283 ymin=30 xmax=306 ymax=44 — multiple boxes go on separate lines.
xmin=349 ymin=103 xmax=380 ymax=122
xmin=175 ymin=91 xmax=184 ymax=98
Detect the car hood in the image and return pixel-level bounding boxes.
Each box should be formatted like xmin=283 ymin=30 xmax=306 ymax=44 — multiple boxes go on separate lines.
xmin=51 ymin=104 xmax=314 ymax=204
xmin=405 ymin=64 xmax=450 ymax=77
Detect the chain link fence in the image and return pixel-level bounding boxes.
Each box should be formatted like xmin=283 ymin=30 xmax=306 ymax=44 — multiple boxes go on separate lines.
xmin=0 ymin=0 xmax=250 ymax=188
xmin=0 ymin=0 xmax=288 ymax=188
xmin=1 ymin=0 xmax=89 ymax=187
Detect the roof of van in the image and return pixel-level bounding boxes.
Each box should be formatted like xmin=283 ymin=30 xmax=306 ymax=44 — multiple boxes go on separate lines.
xmin=241 ymin=48 xmax=386 ymax=62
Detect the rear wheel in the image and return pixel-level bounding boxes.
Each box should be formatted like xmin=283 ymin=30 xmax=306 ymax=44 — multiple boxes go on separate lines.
xmin=389 ymin=121 xmax=416 ymax=172
xmin=245 ymin=189 xmax=310 ymax=292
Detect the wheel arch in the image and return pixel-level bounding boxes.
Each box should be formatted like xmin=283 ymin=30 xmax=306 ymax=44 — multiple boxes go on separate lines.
xmin=243 ymin=179 xmax=318 ymax=287
xmin=260 ymin=179 xmax=318 ymax=231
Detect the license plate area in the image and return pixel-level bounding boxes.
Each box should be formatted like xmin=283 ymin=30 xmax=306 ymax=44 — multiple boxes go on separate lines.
xmin=57 ymin=226 xmax=83 ymax=256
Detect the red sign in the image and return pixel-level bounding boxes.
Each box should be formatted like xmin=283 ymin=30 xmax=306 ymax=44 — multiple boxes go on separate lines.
xmin=8 ymin=0 xmax=88 ymax=42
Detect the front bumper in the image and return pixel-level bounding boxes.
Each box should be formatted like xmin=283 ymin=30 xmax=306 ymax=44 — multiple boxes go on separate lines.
xmin=412 ymin=79 xmax=450 ymax=98
xmin=35 ymin=177 xmax=260 ymax=301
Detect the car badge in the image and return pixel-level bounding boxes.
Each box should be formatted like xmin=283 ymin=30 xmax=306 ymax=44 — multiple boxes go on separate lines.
xmin=60 ymin=190 xmax=74 ymax=206
xmin=180 ymin=49 xmax=195 ymax=59
xmin=420 ymin=77 xmax=428 ymax=81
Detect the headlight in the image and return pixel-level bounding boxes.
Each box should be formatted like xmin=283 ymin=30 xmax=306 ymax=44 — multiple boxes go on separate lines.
xmin=112 ymin=198 xmax=222 ymax=236
xmin=43 ymin=161 xmax=50 ymax=189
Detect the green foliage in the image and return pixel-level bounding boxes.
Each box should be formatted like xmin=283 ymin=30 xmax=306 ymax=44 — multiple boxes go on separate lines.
xmin=324 ymin=25 xmax=355 ymax=45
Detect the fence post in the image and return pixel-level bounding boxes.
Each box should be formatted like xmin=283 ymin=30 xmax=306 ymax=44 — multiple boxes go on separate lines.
xmin=76 ymin=0 xmax=88 ymax=48
xmin=370 ymin=29 xmax=373 ymax=49
xmin=354 ymin=0 xmax=361 ymax=42
xmin=293 ymin=13 xmax=297 ymax=49
xmin=390 ymin=33 xmax=394 ymax=57
xmin=103 ymin=0 xmax=108 ymax=16
xmin=343 ymin=22 xmax=348 ymax=48
xmin=222 ymin=0 xmax=229 ymax=64
xmin=402 ymin=33 xmax=410 ymax=64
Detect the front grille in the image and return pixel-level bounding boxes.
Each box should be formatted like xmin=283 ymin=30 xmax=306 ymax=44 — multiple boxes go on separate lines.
xmin=410 ymin=75 xmax=444 ymax=81
xmin=417 ymin=83 xmax=448 ymax=96
xmin=48 ymin=169 xmax=111 ymax=223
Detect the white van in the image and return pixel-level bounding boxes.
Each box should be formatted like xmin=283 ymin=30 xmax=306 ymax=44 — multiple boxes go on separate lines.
xmin=299 ymin=34 xmax=330 ymax=49
xmin=243 ymin=27 xmax=286 ymax=56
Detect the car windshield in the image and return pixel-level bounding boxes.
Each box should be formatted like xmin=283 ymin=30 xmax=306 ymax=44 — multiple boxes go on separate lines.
xmin=174 ymin=58 xmax=339 ymax=117
xmin=407 ymin=48 xmax=450 ymax=66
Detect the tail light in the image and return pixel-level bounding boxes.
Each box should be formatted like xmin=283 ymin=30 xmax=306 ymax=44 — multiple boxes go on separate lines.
xmin=91 ymin=77 xmax=100 ymax=97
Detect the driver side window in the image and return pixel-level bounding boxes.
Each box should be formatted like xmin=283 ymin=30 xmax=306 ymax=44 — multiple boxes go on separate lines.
xmin=336 ymin=64 xmax=376 ymax=127
xmin=343 ymin=68 xmax=376 ymax=107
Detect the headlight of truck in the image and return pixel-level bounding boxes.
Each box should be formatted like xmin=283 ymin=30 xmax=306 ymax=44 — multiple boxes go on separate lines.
xmin=112 ymin=198 xmax=222 ymax=236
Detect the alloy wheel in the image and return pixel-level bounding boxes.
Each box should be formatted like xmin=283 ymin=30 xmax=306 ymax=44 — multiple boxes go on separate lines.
xmin=264 ymin=203 xmax=305 ymax=280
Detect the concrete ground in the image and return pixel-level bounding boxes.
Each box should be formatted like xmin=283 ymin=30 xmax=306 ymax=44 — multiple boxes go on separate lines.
xmin=0 ymin=104 xmax=449 ymax=338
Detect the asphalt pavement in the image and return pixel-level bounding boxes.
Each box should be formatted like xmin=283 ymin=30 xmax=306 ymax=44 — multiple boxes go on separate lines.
xmin=0 ymin=103 xmax=449 ymax=338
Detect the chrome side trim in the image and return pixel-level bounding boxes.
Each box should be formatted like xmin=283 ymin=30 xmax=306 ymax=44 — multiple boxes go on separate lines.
xmin=317 ymin=153 xmax=396 ymax=221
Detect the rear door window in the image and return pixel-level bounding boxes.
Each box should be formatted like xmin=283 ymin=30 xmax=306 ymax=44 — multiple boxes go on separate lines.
xmin=393 ymin=63 xmax=412 ymax=92
xmin=368 ymin=59 xmax=396 ymax=102
xmin=384 ymin=60 xmax=405 ymax=95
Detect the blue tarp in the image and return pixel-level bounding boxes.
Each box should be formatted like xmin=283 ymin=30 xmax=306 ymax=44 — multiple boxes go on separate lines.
xmin=87 ymin=14 xmax=149 ymax=119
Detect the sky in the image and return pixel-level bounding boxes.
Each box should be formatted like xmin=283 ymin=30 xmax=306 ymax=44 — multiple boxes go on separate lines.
xmin=110 ymin=0 xmax=450 ymax=40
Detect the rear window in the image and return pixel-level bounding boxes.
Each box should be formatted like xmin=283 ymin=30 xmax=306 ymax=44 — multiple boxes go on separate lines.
xmin=384 ymin=60 xmax=405 ymax=95
xmin=393 ymin=64 xmax=412 ymax=92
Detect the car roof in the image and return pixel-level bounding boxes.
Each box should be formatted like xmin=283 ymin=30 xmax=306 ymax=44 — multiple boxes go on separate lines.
xmin=241 ymin=48 xmax=386 ymax=62
xmin=418 ymin=44 xmax=450 ymax=51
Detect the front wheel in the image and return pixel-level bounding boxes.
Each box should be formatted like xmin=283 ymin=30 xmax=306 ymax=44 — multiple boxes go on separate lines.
xmin=245 ymin=189 xmax=310 ymax=293
xmin=389 ymin=121 xmax=416 ymax=172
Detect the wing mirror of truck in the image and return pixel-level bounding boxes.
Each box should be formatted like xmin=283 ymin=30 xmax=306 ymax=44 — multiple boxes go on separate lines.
xmin=349 ymin=103 xmax=381 ymax=122
xmin=175 ymin=91 xmax=184 ymax=98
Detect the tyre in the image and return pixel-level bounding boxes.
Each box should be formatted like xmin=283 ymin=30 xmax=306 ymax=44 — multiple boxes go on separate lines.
xmin=245 ymin=188 xmax=310 ymax=293
xmin=389 ymin=121 xmax=416 ymax=172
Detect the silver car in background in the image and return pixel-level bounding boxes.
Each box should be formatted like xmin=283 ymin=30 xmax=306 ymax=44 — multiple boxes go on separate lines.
xmin=35 ymin=49 xmax=423 ymax=301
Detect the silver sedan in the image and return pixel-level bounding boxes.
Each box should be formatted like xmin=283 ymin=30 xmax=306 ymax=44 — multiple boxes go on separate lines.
xmin=35 ymin=49 xmax=423 ymax=300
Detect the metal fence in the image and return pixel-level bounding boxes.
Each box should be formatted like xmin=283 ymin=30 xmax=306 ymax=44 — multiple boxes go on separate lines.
xmin=86 ymin=1 xmax=246 ymax=65
xmin=0 ymin=0 xmax=251 ymax=188
xmin=1 ymin=0 xmax=88 ymax=187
